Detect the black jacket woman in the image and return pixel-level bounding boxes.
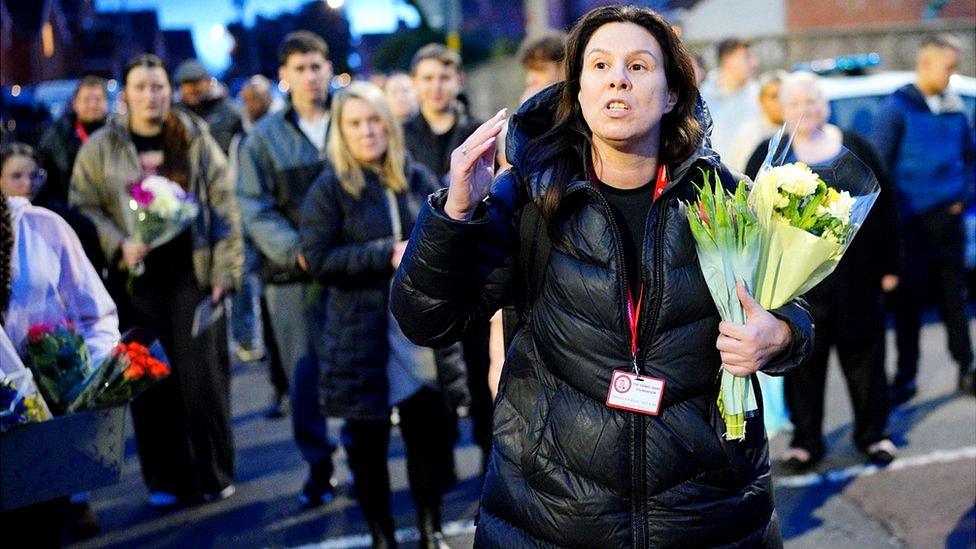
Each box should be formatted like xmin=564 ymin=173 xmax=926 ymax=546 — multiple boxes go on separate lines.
xmin=746 ymin=71 xmax=902 ymax=470
xmin=299 ymin=81 xmax=466 ymax=549
xmin=392 ymin=6 xmax=813 ymax=548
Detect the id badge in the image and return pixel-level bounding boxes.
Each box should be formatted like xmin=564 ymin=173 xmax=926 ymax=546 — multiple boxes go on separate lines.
xmin=606 ymin=370 xmax=666 ymax=415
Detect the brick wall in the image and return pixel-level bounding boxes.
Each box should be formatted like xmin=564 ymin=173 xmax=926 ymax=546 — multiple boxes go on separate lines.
xmin=787 ymin=0 xmax=975 ymax=30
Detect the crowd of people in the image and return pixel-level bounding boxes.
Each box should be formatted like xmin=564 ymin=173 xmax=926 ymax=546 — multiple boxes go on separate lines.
xmin=1 ymin=4 xmax=973 ymax=547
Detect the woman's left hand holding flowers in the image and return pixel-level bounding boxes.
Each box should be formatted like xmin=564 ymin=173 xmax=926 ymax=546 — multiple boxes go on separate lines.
xmin=715 ymin=280 xmax=792 ymax=376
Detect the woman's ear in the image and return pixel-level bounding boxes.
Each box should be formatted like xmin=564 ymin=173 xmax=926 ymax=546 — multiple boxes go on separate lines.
xmin=664 ymin=90 xmax=678 ymax=114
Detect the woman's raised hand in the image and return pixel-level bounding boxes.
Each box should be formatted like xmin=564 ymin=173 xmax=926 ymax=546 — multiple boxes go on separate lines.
xmin=444 ymin=109 xmax=508 ymax=221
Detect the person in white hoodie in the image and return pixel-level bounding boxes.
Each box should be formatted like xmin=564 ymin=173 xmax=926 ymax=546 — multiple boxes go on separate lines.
xmin=1 ymin=143 xmax=119 ymax=365
xmin=0 ymin=142 xmax=119 ymax=546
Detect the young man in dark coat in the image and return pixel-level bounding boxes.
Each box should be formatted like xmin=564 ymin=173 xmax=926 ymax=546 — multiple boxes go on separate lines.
xmin=402 ymin=43 xmax=491 ymax=476
xmin=36 ymin=77 xmax=112 ymax=312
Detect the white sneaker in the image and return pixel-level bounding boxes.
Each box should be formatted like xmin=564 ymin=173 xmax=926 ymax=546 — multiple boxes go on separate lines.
xmin=203 ymin=484 xmax=236 ymax=502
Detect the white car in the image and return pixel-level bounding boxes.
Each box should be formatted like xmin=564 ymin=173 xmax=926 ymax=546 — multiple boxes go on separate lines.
xmin=819 ymin=71 xmax=976 ymax=136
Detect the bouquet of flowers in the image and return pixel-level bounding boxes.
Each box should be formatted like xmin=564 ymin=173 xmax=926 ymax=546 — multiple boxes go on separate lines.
xmin=686 ymin=128 xmax=879 ymax=440
xmin=126 ymin=175 xmax=199 ymax=276
xmin=0 ymin=374 xmax=49 ymax=432
xmin=68 ymin=328 xmax=171 ymax=412
xmin=21 ymin=321 xmax=93 ymax=416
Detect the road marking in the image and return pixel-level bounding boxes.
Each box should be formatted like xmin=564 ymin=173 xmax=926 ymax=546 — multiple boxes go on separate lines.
xmin=294 ymin=447 xmax=976 ymax=548
xmin=775 ymin=445 xmax=976 ymax=488
xmin=294 ymin=519 xmax=476 ymax=549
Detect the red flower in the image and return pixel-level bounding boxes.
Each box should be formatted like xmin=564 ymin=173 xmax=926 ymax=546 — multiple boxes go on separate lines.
xmin=698 ymin=201 xmax=711 ymax=228
xmin=147 ymin=358 xmax=169 ymax=378
xmin=27 ymin=323 xmax=53 ymax=343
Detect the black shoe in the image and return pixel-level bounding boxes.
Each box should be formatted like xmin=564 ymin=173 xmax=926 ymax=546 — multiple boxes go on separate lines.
xmin=418 ymin=506 xmax=450 ymax=549
xmin=66 ymin=502 xmax=101 ymax=540
xmin=958 ymin=364 xmax=976 ymax=396
xmin=889 ymin=380 xmax=917 ymax=407
xmin=367 ymin=517 xmax=397 ymax=549
xmin=780 ymin=447 xmax=820 ymax=473
xmin=265 ymin=393 xmax=290 ymax=419
xmin=298 ymin=465 xmax=336 ymax=508
xmin=865 ymin=439 xmax=897 ymax=466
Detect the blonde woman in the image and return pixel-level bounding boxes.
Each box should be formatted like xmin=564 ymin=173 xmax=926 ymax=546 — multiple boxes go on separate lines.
xmin=300 ymin=82 xmax=465 ymax=549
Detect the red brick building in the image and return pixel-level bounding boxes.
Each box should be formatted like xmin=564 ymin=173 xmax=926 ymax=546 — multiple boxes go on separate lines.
xmin=787 ymin=0 xmax=975 ymax=30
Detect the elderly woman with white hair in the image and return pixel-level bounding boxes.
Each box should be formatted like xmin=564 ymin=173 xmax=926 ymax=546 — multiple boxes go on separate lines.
xmin=746 ymin=71 xmax=903 ymax=470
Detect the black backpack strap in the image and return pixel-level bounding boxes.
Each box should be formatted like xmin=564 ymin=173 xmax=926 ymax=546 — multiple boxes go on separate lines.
xmin=501 ymin=197 xmax=551 ymax=350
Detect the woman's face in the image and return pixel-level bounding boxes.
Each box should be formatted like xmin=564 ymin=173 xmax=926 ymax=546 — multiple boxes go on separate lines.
xmin=340 ymin=97 xmax=389 ymax=166
xmin=578 ymin=22 xmax=676 ymax=152
xmin=0 ymin=155 xmax=41 ymax=198
xmin=384 ymin=75 xmax=418 ymax=122
xmin=124 ymin=66 xmax=171 ymax=124
xmin=781 ymin=80 xmax=828 ymax=136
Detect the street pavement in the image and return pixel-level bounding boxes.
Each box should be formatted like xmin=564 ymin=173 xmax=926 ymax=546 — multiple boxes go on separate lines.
xmin=69 ymin=317 xmax=975 ymax=549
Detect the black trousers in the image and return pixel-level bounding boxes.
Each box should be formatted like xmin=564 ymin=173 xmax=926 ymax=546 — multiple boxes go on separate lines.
xmin=894 ymin=208 xmax=974 ymax=385
xmin=127 ymin=247 xmax=234 ymax=496
xmin=786 ymin=301 xmax=891 ymax=457
xmin=342 ymin=388 xmax=451 ymax=522
xmin=462 ymin=318 xmax=493 ymax=472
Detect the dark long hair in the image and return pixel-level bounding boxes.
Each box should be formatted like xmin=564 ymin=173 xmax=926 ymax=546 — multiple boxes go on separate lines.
xmin=519 ymin=5 xmax=702 ymax=219
xmin=0 ymin=193 xmax=12 ymax=324
xmin=123 ymin=54 xmax=191 ymax=188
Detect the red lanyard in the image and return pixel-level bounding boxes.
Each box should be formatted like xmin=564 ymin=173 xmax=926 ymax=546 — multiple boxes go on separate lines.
xmin=627 ymin=286 xmax=644 ymax=374
xmin=74 ymin=120 xmax=90 ymax=144
xmin=589 ymin=163 xmax=670 ymax=374
xmin=653 ymin=164 xmax=668 ymax=202
xmin=630 ymin=164 xmax=668 ymax=373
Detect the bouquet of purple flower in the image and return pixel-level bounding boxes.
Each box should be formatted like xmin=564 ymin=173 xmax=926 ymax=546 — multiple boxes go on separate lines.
xmin=125 ymin=175 xmax=199 ymax=276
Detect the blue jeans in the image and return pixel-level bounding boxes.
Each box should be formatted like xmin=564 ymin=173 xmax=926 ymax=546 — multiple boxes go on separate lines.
xmin=230 ymin=241 xmax=263 ymax=351
xmin=264 ymin=282 xmax=335 ymax=471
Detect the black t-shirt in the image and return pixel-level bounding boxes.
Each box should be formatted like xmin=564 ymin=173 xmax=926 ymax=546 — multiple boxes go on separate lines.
xmin=598 ymin=181 xmax=654 ymax=297
xmin=131 ymin=132 xmax=163 ymax=153
xmin=432 ymin=130 xmax=453 ymax=177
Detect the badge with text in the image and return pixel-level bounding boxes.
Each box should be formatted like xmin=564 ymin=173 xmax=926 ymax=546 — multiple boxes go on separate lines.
xmin=606 ymin=369 xmax=666 ymax=415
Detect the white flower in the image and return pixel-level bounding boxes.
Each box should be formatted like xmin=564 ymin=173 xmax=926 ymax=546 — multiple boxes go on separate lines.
xmin=826 ymin=190 xmax=855 ymax=223
xmin=767 ymin=163 xmax=821 ymax=197
xmin=775 ymin=194 xmax=791 ymax=209
xmin=141 ymin=175 xmax=184 ymax=202
xmin=149 ymin=194 xmax=180 ymax=218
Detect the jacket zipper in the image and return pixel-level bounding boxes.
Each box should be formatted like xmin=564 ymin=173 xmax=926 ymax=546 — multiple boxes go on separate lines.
xmin=582 ymin=184 xmax=646 ymax=548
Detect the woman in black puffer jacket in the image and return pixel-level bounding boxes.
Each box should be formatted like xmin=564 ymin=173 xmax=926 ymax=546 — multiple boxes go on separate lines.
xmin=392 ymin=6 xmax=813 ymax=548
xmin=300 ymin=82 xmax=466 ymax=549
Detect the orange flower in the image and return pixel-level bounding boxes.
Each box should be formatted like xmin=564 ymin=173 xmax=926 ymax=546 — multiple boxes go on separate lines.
xmin=147 ymin=358 xmax=169 ymax=378
xmin=123 ymin=363 xmax=146 ymax=381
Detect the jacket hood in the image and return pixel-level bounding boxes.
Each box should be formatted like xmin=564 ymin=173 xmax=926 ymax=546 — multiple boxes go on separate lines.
xmin=6 ymin=196 xmax=30 ymax=225
xmin=505 ymin=82 xmax=720 ymax=201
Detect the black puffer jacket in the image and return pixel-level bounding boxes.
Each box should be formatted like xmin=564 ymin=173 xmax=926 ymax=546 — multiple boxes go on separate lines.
xmin=391 ymin=86 xmax=813 ymax=547
xmin=300 ymin=160 xmax=468 ymax=421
